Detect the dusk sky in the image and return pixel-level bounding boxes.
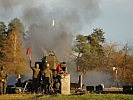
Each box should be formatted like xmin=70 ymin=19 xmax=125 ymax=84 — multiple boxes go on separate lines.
xmin=0 ymin=0 xmax=133 ymax=45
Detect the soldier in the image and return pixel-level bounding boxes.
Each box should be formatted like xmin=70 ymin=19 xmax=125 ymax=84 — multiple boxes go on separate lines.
xmin=30 ymin=61 xmax=40 ymax=93
xmin=15 ymin=74 xmax=22 ymax=87
xmin=41 ymin=63 xmax=53 ymax=94
xmin=0 ymin=66 xmax=8 ymax=95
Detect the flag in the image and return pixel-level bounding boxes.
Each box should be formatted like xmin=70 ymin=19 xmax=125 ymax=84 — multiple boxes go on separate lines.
xmin=26 ymin=48 xmax=31 ymax=60
xmin=26 ymin=48 xmax=31 ymax=55
xmin=56 ymin=64 xmax=62 ymax=72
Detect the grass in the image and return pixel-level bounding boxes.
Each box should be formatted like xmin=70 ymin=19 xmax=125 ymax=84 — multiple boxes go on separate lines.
xmin=0 ymin=93 xmax=133 ymax=100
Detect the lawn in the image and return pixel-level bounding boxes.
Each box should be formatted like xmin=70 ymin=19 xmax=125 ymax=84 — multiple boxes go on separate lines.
xmin=0 ymin=93 xmax=133 ymax=100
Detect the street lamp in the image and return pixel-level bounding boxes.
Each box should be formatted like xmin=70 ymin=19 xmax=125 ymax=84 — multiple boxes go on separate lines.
xmin=113 ymin=67 xmax=119 ymax=88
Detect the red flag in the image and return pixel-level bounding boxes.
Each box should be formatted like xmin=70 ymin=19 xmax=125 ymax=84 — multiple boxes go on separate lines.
xmin=26 ymin=48 xmax=31 ymax=55
xmin=56 ymin=64 xmax=62 ymax=72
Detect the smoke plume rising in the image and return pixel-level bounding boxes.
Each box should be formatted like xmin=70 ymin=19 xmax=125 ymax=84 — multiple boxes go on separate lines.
xmin=0 ymin=0 xmax=100 ymax=61
xmin=0 ymin=0 xmax=101 ymax=82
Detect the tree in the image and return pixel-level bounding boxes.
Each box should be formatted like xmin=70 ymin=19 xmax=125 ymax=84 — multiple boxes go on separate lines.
xmin=87 ymin=28 xmax=105 ymax=56
xmin=120 ymin=44 xmax=133 ymax=85
xmin=0 ymin=21 xmax=7 ymax=66
xmin=74 ymin=34 xmax=90 ymax=54
xmin=3 ymin=18 xmax=26 ymax=75
xmin=102 ymin=43 xmax=133 ymax=85
xmin=74 ymin=28 xmax=105 ymax=74
xmin=0 ymin=21 xmax=7 ymax=34
xmin=73 ymin=34 xmax=91 ymax=73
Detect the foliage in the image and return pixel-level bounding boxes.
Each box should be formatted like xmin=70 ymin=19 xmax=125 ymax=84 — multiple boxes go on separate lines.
xmin=0 ymin=21 xmax=7 ymax=34
xmin=8 ymin=18 xmax=24 ymax=34
xmin=119 ymin=46 xmax=133 ymax=85
xmin=74 ymin=34 xmax=90 ymax=54
xmin=74 ymin=28 xmax=105 ymax=74
xmin=1 ymin=18 xmax=26 ymax=75
xmin=102 ymin=43 xmax=133 ymax=85
xmin=87 ymin=28 xmax=105 ymax=56
xmin=74 ymin=28 xmax=133 ymax=85
xmin=0 ymin=22 xmax=7 ymax=66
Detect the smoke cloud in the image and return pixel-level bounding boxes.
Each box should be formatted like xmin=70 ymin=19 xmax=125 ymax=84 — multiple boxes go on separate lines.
xmin=0 ymin=0 xmax=100 ymax=61
xmin=83 ymin=70 xmax=113 ymax=87
xmin=0 ymin=0 xmax=101 ymax=83
xmin=69 ymin=63 xmax=113 ymax=88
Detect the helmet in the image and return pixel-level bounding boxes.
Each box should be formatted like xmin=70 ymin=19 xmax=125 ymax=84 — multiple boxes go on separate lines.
xmin=18 ymin=74 xmax=21 ymax=79
xmin=36 ymin=64 xmax=39 ymax=69
xmin=46 ymin=63 xmax=50 ymax=68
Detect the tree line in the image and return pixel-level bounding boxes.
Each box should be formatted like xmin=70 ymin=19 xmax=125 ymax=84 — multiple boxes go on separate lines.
xmin=0 ymin=18 xmax=133 ymax=85
xmin=73 ymin=28 xmax=133 ymax=85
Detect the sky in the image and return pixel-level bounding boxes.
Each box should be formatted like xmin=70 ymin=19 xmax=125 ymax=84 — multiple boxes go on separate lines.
xmin=0 ymin=0 xmax=132 ymax=45
xmin=0 ymin=0 xmax=133 ymax=48
xmin=85 ymin=0 xmax=133 ymax=45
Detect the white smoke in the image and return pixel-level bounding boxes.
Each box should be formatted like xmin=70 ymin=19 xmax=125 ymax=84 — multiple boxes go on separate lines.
xmin=0 ymin=0 xmax=101 ymax=83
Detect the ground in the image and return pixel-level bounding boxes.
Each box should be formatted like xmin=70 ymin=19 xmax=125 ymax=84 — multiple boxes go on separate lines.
xmin=0 ymin=93 xmax=133 ymax=100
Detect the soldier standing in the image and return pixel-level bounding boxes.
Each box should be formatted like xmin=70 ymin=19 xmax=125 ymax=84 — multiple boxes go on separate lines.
xmin=0 ymin=66 xmax=8 ymax=95
xmin=30 ymin=62 xmax=40 ymax=93
xmin=15 ymin=74 xmax=22 ymax=87
xmin=41 ymin=63 xmax=53 ymax=94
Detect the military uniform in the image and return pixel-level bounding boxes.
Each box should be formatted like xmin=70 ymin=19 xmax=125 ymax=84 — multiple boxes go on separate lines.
xmin=0 ymin=66 xmax=8 ymax=95
xmin=41 ymin=64 xmax=52 ymax=94
xmin=30 ymin=63 xmax=40 ymax=93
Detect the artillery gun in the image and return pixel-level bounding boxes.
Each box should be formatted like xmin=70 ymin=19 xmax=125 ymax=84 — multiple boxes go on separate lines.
xmin=10 ymin=51 xmax=70 ymax=95
xmin=35 ymin=50 xmax=70 ymax=95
